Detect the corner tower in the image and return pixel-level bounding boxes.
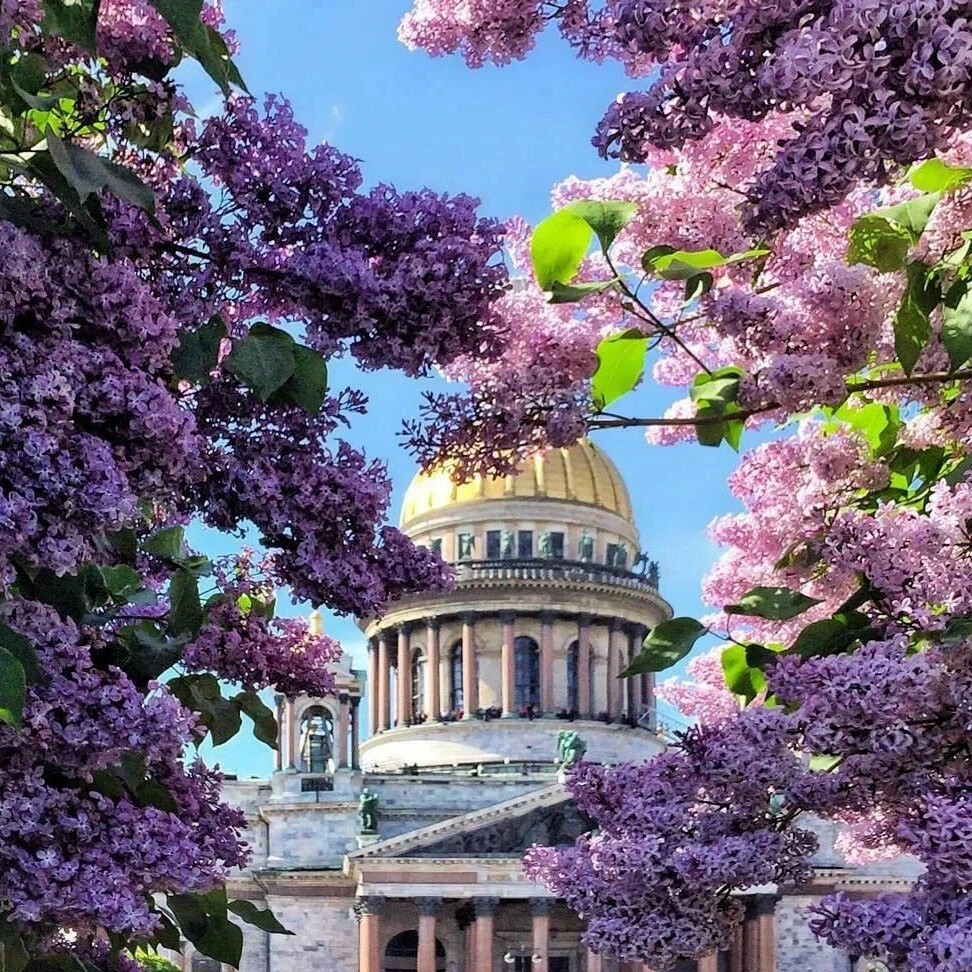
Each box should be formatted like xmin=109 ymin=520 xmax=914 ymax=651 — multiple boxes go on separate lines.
xmin=359 ymin=440 xmax=671 ymax=772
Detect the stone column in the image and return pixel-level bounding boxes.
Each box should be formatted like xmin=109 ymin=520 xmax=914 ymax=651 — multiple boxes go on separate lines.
xmin=625 ymin=626 xmax=638 ymax=719
xmin=577 ymin=615 xmax=592 ymax=718
xmin=744 ymin=895 xmax=778 ymax=972
xmin=417 ymin=898 xmax=441 ymax=972
xmin=697 ymin=953 xmax=719 ymax=972
xmin=462 ymin=613 xmax=478 ymax=718
xmin=367 ymin=639 xmax=378 ymax=737
xmin=540 ymin=612 xmax=555 ymax=715
xmin=728 ymin=923 xmax=744 ymax=972
xmin=586 ymin=951 xmax=602 ymax=972
xmin=531 ymin=899 xmax=551 ymax=972
xmin=474 ymin=898 xmax=498 ymax=972
xmin=336 ymin=692 xmax=349 ymax=769
xmin=500 ymin=611 xmax=516 ymax=717
xmin=350 ymin=697 xmax=361 ymax=769
xmin=273 ymin=693 xmax=284 ymax=771
xmin=608 ymin=620 xmax=624 ymax=718
xmin=354 ymin=896 xmax=381 ymax=972
xmin=426 ymin=619 xmax=441 ymax=720
xmin=397 ymin=625 xmax=412 ymax=726
xmin=287 ymin=699 xmax=297 ymax=770
xmin=377 ymin=631 xmax=392 ymax=731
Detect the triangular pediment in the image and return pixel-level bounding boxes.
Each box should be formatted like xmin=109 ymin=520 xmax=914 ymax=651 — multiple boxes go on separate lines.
xmin=347 ymin=783 xmax=591 ymax=860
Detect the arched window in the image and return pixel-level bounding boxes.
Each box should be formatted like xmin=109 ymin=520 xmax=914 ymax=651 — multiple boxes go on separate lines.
xmin=566 ymin=640 xmax=579 ymax=713
xmin=411 ymin=648 xmax=425 ymax=719
xmin=449 ymin=641 xmax=463 ymax=713
xmin=298 ymin=706 xmax=334 ymax=774
xmin=514 ymin=636 xmax=540 ymax=710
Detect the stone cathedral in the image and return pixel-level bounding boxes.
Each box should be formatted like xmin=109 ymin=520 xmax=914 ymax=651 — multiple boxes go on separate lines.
xmin=197 ymin=442 xmax=913 ymax=972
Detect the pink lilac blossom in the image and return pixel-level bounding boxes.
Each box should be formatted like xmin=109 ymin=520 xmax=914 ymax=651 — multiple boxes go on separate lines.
xmin=655 ymin=646 xmax=739 ymax=725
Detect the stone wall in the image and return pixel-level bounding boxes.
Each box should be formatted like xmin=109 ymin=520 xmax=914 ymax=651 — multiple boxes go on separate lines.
xmin=775 ymin=896 xmax=852 ymax=972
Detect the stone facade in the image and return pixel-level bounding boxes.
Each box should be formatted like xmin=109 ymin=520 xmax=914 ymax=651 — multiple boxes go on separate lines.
xmin=184 ymin=443 xmax=916 ymax=972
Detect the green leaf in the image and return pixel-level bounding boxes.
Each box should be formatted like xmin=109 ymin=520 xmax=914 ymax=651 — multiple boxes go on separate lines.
xmin=124 ymin=622 xmax=187 ymax=686
xmin=45 ymin=129 xmax=156 ymax=213
xmin=720 ymin=643 xmax=766 ymax=704
xmin=168 ymin=889 xmax=243 ymax=968
xmin=233 ymin=690 xmax=278 ymax=749
xmin=683 ymin=272 xmax=714 ymax=303
xmin=100 ymin=565 xmax=141 ymax=599
xmin=881 ymin=193 xmax=941 ymax=240
xmin=790 ymin=612 xmax=875 ymax=660
xmin=0 ymin=644 xmax=26 ymax=729
xmin=145 ymin=0 xmax=204 ymax=37
xmin=24 ymin=564 xmax=108 ymax=621
xmin=590 ymin=328 xmax=648 ymax=412
xmin=277 ymin=343 xmax=327 ymax=414
xmin=641 ymin=245 xmax=675 ymax=273
xmin=689 ymin=367 xmax=745 ymax=449
xmin=808 ymin=754 xmax=842 ymax=773
xmin=168 ymin=675 xmax=242 ymax=746
xmin=530 ymin=209 xmax=593 ymax=290
xmin=725 ymin=586 xmax=822 ymax=621
xmin=942 ymin=281 xmax=972 ymax=370
xmin=146 ymin=0 xmax=246 ymax=94
xmin=168 ymin=570 xmax=203 ymax=637
xmin=846 ymin=214 xmax=912 ymax=272
xmin=0 ymin=920 xmax=28 ymax=972
xmin=226 ymin=324 xmax=297 ymax=401
xmin=0 ymin=623 xmax=41 ymax=685
xmin=831 ymin=401 xmax=901 ymax=457
xmin=547 ymin=279 xmax=618 ymax=303
xmin=909 ymin=158 xmax=972 ymax=193
xmin=227 ymin=900 xmax=293 ymax=935
xmin=40 ymin=0 xmax=100 ymax=52
xmin=651 ymin=248 xmax=726 ymax=280
xmin=565 ymin=199 xmax=637 ymax=252
xmin=622 ymin=617 xmax=707 ymax=676
xmin=171 ymin=316 xmax=227 ymax=386
xmin=894 ymin=261 xmax=940 ymax=375
xmin=143 ymin=525 xmax=186 ymax=562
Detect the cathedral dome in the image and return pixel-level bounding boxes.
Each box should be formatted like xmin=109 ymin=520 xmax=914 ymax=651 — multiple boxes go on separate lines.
xmin=399 ymin=440 xmax=634 ymax=530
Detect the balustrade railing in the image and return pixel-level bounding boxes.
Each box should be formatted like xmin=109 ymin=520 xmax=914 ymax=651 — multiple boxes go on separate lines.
xmin=451 ymin=557 xmax=658 ymax=592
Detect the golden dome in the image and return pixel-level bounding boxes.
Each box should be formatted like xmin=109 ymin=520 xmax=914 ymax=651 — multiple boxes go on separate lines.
xmin=399 ymin=440 xmax=634 ymax=527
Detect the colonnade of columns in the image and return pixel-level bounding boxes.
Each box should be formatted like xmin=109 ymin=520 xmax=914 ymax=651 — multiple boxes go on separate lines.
xmin=368 ymin=612 xmax=654 ymax=730
xmin=273 ymin=693 xmax=362 ymax=772
xmin=351 ymin=895 xmax=774 ymax=972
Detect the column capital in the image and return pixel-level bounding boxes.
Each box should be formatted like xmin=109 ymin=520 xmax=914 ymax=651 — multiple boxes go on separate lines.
xmin=354 ymin=896 xmax=383 ymax=919
xmin=380 ymin=627 xmax=396 ymax=644
xmin=530 ymin=898 xmax=553 ymax=916
xmin=746 ymin=893 xmax=780 ymax=918
xmin=418 ymin=897 xmax=443 ymax=916
xmin=425 ymin=616 xmax=441 ymax=631
xmin=610 ymin=617 xmax=626 ymax=633
xmin=338 ymin=690 xmax=349 ymax=703
xmin=397 ymin=622 xmax=413 ymax=636
xmin=539 ymin=611 xmax=556 ymax=625
xmin=474 ymin=897 xmax=499 ymax=917
xmin=577 ymin=613 xmax=593 ymax=627
xmin=273 ymin=692 xmax=285 ymax=708
xmin=499 ymin=610 xmax=516 ymax=625
xmin=461 ymin=611 xmax=477 ymax=625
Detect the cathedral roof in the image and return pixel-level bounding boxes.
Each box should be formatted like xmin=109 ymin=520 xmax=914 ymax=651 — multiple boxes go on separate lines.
xmin=399 ymin=440 xmax=634 ymax=529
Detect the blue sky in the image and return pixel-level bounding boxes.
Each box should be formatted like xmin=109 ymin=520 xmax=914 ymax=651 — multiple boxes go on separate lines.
xmin=188 ymin=0 xmax=745 ymax=776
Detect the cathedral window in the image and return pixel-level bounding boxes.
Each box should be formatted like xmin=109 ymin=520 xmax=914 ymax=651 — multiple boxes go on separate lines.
xmin=486 ymin=529 xmax=502 ymax=559
xmin=514 ymin=636 xmax=540 ymax=710
xmin=517 ymin=529 xmax=533 ymax=558
xmin=429 ymin=537 xmax=442 ymax=557
xmin=411 ymin=648 xmax=425 ymax=719
xmin=606 ymin=542 xmax=628 ymax=569
xmin=566 ymin=641 xmax=579 ymax=713
xmin=449 ymin=641 xmax=463 ymax=713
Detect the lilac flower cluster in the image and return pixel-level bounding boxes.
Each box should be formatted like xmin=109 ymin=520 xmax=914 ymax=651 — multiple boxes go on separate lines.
xmin=0 ymin=599 xmax=247 ymax=938
xmin=401 ymin=0 xmax=972 ymax=231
